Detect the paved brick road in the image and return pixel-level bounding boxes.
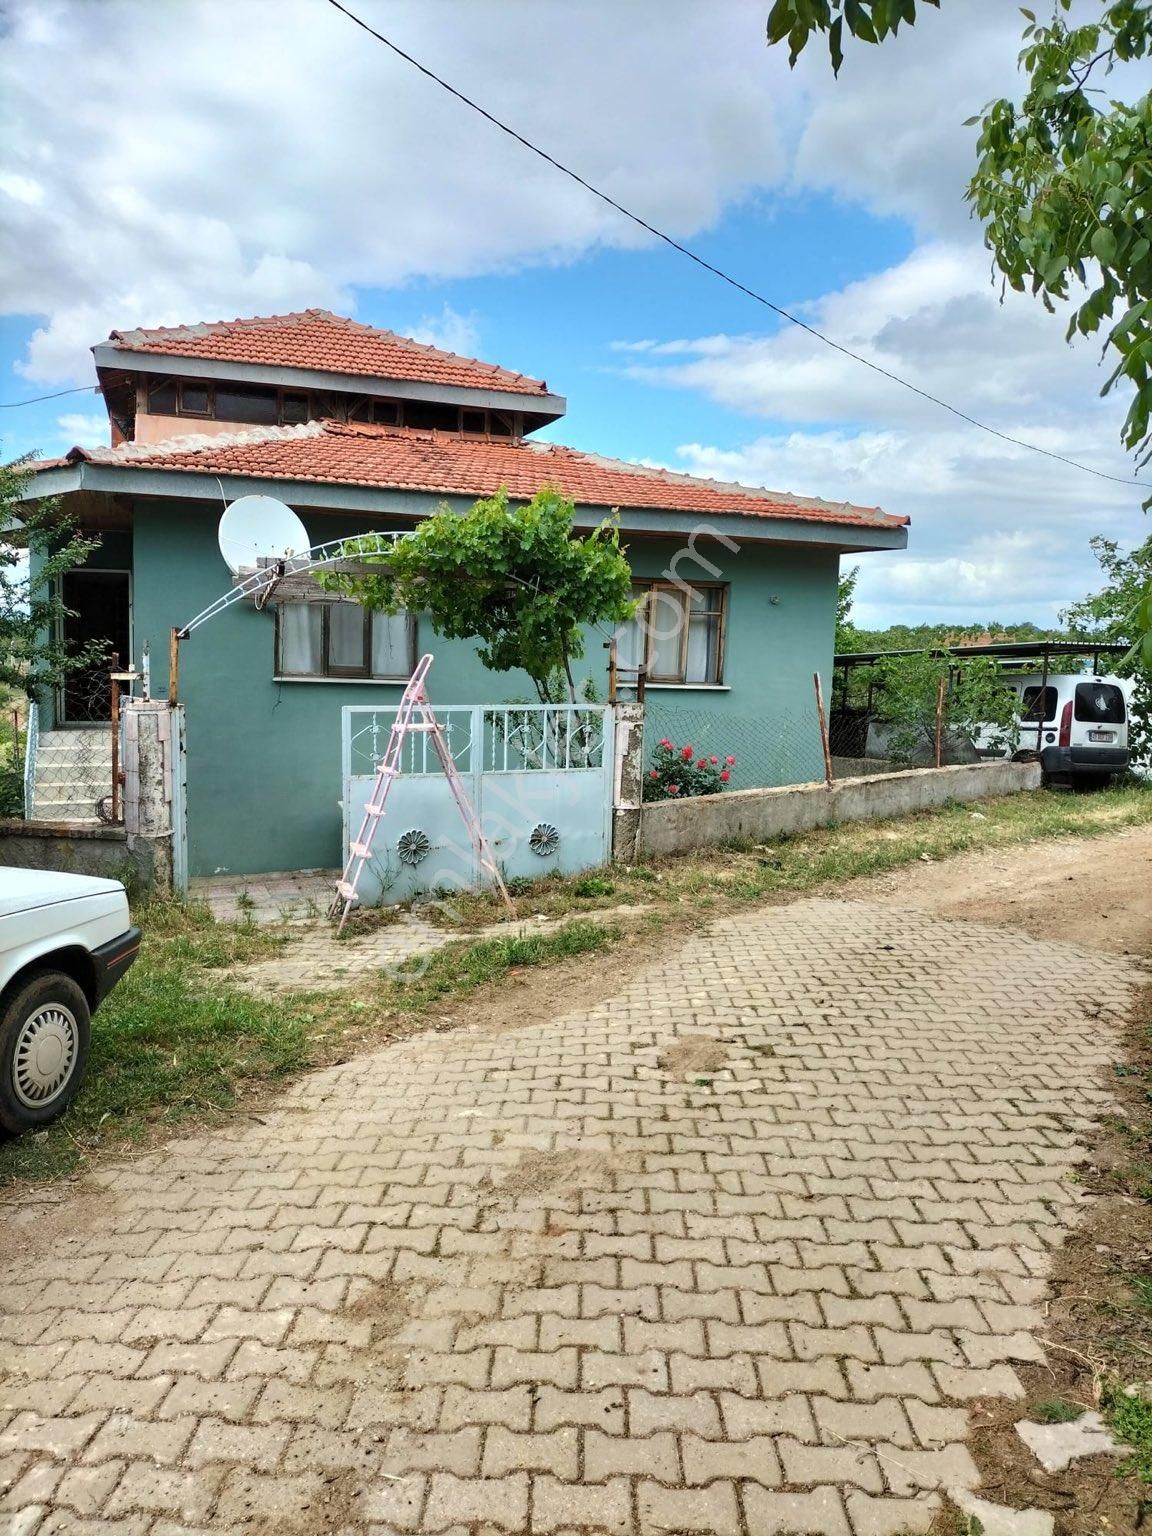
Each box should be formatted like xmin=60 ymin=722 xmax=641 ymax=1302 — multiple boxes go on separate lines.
xmin=0 ymin=896 xmax=1140 ymax=1535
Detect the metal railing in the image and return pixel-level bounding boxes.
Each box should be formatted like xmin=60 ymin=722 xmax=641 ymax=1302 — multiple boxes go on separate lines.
xmin=22 ymin=701 xmax=38 ymax=819
xmin=344 ymin=703 xmax=610 ymax=780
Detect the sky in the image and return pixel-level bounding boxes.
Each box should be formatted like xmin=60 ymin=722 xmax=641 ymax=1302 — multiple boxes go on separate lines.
xmin=1 ymin=0 xmax=1149 ymax=629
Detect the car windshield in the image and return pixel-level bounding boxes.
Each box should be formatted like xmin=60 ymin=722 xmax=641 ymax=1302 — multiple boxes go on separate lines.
xmin=1073 ymin=682 xmax=1125 ymax=724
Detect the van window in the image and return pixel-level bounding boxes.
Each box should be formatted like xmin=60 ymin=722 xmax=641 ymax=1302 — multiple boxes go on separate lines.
xmin=1021 ymin=685 xmax=1057 ymax=722
xmin=1074 ymin=682 xmax=1126 ymax=723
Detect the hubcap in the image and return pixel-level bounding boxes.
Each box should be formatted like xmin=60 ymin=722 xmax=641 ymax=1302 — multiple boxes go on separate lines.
xmin=12 ymin=1004 xmax=78 ymax=1109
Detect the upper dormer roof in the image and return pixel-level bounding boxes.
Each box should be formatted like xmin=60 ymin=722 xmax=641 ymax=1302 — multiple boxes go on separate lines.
xmin=101 ymin=309 xmax=554 ymax=399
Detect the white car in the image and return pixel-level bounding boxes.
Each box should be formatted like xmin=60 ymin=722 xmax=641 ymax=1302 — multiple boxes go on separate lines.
xmin=0 ymin=869 xmax=139 ymax=1135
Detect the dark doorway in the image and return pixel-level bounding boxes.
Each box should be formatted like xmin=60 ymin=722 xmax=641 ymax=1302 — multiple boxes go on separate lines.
xmin=59 ymin=571 xmax=131 ymax=724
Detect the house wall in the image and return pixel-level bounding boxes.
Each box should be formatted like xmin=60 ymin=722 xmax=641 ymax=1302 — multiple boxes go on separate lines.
xmin=127 ymin=499 xmax=837 ymax=877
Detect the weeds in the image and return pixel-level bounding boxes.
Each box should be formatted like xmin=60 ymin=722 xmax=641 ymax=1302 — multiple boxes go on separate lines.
xmin=1035 ymin=1398 xmax=1086 ymax=1424
xmin=387 ymin=918 xmax=618 ymax=1013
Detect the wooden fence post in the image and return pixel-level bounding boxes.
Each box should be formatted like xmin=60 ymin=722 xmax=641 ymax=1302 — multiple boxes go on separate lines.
xmin=813 ymin=671 xmax=834 ymax=788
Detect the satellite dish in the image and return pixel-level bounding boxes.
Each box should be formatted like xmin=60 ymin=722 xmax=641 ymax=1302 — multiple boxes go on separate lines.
xmin=218 ymin=495 xmax=309 ymax=576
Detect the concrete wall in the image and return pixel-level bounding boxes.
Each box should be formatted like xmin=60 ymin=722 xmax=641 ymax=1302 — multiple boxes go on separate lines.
xmin=635 ymin=760 xmax=1043 ymax=857
xmin=128 ymin=500 xmax=842 ymax=878
xmin=0 ymin=821 xmax=159 ymax=891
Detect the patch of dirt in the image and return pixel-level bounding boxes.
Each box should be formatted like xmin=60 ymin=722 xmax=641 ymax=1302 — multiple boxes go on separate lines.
xmin=658 ymin=1034 xmax=730 ymax=1076
xmin=848 ymin=821 xmax=1152 ymax=956
xmin=493 ymin=1146 xmax=619 ymax=1202
xmin=0 ymin=1178 xmax=120 ymax=1268
xmin=345 ymin=1276 xmax=420 ymax=1338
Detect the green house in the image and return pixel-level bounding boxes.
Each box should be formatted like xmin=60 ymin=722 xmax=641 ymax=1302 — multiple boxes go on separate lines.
xmin=24 ymin=310 xmax=907 ymax=879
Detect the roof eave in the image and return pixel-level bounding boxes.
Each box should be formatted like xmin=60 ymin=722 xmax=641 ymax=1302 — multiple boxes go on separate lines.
xmin=91 ymin=344 xmax=565 ymax=422
xmin=23 ymin=461 xmax=909 ymax=552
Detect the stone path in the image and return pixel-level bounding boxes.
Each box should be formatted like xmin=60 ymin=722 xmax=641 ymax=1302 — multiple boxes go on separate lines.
xmin=190 ymin=872 xmax=337 ymax=927
xmin=0 ymin=894 xmax=1141 ymax=1535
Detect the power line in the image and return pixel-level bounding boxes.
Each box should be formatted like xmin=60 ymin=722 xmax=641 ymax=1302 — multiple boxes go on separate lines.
xmin=325 ymin=0 xmax=1149 ymax=495
xmin=0 ymin=385 xmax=96 ymax=410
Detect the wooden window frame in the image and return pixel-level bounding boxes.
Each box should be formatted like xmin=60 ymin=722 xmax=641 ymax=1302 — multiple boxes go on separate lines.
xmin=276 ymin=602 xmax=416 ymax=682
xmin=632 ymin=580 xmax=727 ymax=687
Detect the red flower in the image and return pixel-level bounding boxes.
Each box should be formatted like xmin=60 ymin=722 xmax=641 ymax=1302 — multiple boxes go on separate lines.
xmin=682 ymin=744 xmax=694 ymax=759
xmin=710 ymin=755 xmax=718 ymax=765
xmin=659 ymin=737 xmax=672 ymax=749
xmin=725 ymin=755 xmax=736 ymax=765
xmin=649 ymin=769 xmax=659 ymax=779
xmin=720 ymin=770 xmax=730 ymax=782
xmin=697 ymin=759 xmax=707 ymax=769
xmin=667 ymin=783 xmax=679 ymax=794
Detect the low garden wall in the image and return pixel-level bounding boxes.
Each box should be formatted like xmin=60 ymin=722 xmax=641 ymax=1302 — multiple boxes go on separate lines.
xmin=0 ymin=820 xmax=160 ymax=892
xmin=629 ymin=760 xmax=1042 ymax=858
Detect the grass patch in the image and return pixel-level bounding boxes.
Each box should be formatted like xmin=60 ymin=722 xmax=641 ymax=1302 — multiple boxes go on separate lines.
xmin=1035 ymin=1398 xmax=1086 ymax=1424
xmin=414 ymin=780 xmax=1152 ymax=931
xmin=387 ymin=918 xmax=619 ymax=1013
xmin=0 ymin=899 xmax=306 ymax=1186
xmin=1104 ymin=1382 xmax=1152 ymax=1483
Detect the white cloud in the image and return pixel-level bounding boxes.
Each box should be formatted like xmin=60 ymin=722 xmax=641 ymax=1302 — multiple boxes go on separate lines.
xmin=0 ymin=0 xmax=786 ymax=382
xmin=407 ymin=305 xmax=481 ymax=360
xmin=53 ymin=412 xmax=108 ymax=448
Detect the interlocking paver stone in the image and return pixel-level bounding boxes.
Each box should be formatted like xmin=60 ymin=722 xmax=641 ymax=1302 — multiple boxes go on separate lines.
xmin=0 ymin=896 xmax=1137 ymax=1533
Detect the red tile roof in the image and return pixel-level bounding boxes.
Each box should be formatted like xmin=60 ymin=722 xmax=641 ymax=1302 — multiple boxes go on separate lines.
xmin=105 ymin=310 xmax=552 ymax=398
xmin=63 ymin=421 xmax=906 ymax=530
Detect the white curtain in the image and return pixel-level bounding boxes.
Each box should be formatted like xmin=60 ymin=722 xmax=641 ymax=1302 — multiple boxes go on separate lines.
xmin=371 ymin=612 xmax=410 ymax=678
xmin=279 ymin=604 xmax=322 ymax=674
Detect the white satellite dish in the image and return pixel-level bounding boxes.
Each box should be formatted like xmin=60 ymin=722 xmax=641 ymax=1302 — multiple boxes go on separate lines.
xmin=218 ymin=495 xmax=309 ymax=576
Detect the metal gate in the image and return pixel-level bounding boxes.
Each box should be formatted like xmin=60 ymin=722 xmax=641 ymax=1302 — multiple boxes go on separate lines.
xmin=341 ymin=703 xmax=614 ymax=906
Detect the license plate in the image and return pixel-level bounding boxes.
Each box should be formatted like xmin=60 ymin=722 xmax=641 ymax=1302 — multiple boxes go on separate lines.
xmin=1089 ymin=731 xmax=1113 ymax=742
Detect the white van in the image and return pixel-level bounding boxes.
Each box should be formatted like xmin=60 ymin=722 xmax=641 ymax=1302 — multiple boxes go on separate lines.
xmin=988 ymin=672 xmax=1130 ymax=784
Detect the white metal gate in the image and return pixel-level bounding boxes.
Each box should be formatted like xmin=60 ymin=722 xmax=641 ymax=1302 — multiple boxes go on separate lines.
xmin=341 ymin=703 xmax=614 ymax=905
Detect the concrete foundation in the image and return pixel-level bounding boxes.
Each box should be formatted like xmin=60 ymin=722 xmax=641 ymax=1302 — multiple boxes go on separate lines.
xmin=634 ymin=760 xmax=1042 ymax=857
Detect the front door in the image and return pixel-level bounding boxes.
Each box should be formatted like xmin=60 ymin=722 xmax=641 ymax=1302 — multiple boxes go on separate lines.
xmin=59 ymin=571 xmax=131 ymax=724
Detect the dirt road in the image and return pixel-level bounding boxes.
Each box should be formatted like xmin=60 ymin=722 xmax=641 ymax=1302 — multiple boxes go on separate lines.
xmin=849 ymin=820 xmax=1152 ymax=956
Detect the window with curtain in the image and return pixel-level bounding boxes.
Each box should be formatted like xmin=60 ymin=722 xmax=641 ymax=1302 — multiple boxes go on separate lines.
xmin=616 ymin=581 xmax=727 ymax=686
xmin=276 ymin=601 xmax=414 ymax=680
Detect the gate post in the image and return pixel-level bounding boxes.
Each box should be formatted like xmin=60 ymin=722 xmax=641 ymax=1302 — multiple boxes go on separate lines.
xmin=611 ymin=700 xmax=646 ymax=863
xmin=123 ymin=698 xmax=177 ymax=896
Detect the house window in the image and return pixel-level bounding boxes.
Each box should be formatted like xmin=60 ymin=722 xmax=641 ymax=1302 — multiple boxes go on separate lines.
xmin=215 ymin=385 xmax=280 ymax=425
xmin=277 ymin=602 xmax=414 ymax=680
xmin=618 ymin=581 xmax=727 ymax=686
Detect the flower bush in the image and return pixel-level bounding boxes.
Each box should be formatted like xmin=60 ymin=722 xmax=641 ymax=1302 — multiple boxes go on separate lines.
xmin=642 ymin=738 xmax=736 ymax=801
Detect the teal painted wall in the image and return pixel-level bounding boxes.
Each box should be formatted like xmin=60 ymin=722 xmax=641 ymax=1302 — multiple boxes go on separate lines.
xmin=129 ymin=500 xmax=837 ymax=876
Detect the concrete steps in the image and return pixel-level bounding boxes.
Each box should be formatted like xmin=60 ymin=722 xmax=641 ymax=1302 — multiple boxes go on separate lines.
xmin=31 ymin=729 xmax=113 ymax=822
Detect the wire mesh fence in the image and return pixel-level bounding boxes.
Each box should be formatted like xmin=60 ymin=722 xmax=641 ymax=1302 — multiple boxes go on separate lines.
xmin=642 ymin=701 xmax=828 ymax=795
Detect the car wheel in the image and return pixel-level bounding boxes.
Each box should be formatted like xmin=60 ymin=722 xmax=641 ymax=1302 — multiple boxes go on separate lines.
xmin=0 ymin=971 xmax=91 ymax=1135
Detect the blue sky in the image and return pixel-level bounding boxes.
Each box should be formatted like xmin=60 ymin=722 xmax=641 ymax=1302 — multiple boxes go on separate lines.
xmin=2 ymin=0 xmax=1149 ymax=627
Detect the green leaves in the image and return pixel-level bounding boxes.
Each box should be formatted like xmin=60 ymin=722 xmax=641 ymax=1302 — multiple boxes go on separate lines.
xmin=0 ymin=456 xmax=104 ymax=699
xmin=766 ymin=0 xmax=939 ymax=71
xmin=323 ymin=486 xmax=636 ymax=702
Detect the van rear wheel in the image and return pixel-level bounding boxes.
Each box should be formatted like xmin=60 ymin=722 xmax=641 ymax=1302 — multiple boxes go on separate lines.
xmin=0 ymin=972 xmax=91 ymax=1135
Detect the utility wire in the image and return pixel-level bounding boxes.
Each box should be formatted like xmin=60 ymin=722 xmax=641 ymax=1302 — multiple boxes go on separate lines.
xmin=325 ymin=0 xmax=1149 ymax=494
xmin=0 ymin=385 xmax=96 ymax=409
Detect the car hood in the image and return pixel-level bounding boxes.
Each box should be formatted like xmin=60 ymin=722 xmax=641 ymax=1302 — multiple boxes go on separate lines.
xmin=0 ymin=867 xmax=126 ymax=918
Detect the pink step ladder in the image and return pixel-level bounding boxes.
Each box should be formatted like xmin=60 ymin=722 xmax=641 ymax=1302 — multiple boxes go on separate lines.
xmin=330 ymin=654 xmax=515 ymax=931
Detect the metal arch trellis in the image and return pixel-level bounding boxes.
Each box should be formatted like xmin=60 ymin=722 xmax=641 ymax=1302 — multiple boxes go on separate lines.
xmin=168 ymin=531 xmax=415 ymax=703
xmin=174 ymin=531 xmax=414 ymax=639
